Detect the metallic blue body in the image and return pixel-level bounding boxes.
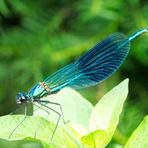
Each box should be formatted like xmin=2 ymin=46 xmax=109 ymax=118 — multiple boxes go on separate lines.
xmin=16 ymin=28 xmax=148 ymax=103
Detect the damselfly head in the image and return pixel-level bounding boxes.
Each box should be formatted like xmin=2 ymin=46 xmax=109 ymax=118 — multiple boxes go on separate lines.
xmin=16 ymin=92 xmax=27 ymax=104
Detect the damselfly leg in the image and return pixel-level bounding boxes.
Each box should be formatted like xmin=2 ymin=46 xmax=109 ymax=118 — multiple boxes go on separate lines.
xmin=36 ymin=100 xmax=68 ymax=124
xmin=33 ymin=102 xmax=51 ymax=138
xmin=9 ymin=103 xmax=28 ymax=139
xmin=34 ymin=100 xmax=62 ymax=141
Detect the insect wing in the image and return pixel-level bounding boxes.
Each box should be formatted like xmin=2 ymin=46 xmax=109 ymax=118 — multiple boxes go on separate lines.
xmin=44 ymin=33 xmax=130 ymax=93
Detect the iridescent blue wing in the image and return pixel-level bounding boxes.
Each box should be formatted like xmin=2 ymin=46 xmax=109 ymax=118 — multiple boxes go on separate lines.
xmin=44 ymin=32 xmax=130 ymax=93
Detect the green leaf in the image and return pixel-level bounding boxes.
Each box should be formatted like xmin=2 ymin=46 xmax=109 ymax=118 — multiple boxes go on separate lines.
xmin=81 ymin=130 xmax=107 ymax=148
xmin=125 ymin=115 xmax=148 ymax=148
xmin=81 ymin=79 xmax=129 ymax=147
xmin=0 ymin=80 xmax=129 ymax=147
xmin=0 ymin=115 xmax=82 ymax=148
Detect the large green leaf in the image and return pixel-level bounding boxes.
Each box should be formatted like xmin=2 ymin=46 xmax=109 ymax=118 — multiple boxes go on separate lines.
xmin=125 ymin=115 xmax=148 ymax=148
xmin=0 ymin=115 xmax=81 ymax=148
xmin=81 ymin=79 xmax=129 ymax=148
xmin=0 ymin=80 xmax=129 ymax=147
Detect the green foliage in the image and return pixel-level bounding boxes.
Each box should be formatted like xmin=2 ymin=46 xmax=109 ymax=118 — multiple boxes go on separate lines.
xmin=0 ymin=79 xmax=147 ymax=147
xmin=0 ymin=115 xmax=82 ymax=148
xmin=125 ymin=115 xmax=148 ymax=148
xmin=1 ymin=79 xmax=146 ymax=148
xmin=81 ymin=79 xmax=129 ymax=148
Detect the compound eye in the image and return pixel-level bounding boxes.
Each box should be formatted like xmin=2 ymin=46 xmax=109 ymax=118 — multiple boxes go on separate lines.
xmin=16 ymin=97 xmax=22 ymax=104
xmin=21 ymin=96 xmax=26 ymax=100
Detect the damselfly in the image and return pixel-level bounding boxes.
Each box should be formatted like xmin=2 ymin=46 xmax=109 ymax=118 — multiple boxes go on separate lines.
xmin=9 ymin=28 xmax=148 ymax=140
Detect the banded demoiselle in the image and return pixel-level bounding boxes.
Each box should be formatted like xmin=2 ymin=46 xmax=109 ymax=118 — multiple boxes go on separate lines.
xmin=10 ymin=28 xmax=148 ymax=140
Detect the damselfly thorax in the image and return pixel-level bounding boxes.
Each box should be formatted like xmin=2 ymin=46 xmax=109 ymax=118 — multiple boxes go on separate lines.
xmin=29 ymin=82 xmax=51 ymax=98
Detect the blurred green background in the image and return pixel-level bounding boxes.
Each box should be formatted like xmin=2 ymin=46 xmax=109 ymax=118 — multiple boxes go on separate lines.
xmin=0 ymin=0 xmax=147 ymax=147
